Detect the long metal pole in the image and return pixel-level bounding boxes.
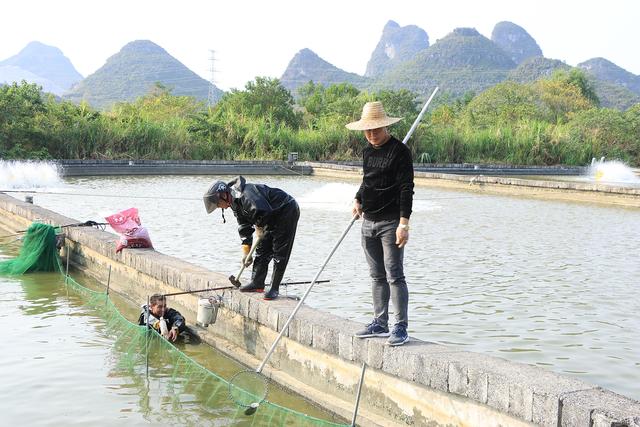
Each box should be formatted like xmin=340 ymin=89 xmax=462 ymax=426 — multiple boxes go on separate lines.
xmin=145 ymin=295 xmax=150 ymax=379
xmin=282 ymin=279 xmax=329 ymax=286
xmin=401 ymin=86 xmax=439 ymax=145
xmin=350 ymin=362 xmax=367 ymax=427
xmin=162 ymin=285 xmax=234 ymax=298
xmin=106 ymin=265 xmax=112 ymax=296
xmin=65 ymin=243 xmax=70 ymax=284
xmin=257 ymin=215 xmax=357 ymax=373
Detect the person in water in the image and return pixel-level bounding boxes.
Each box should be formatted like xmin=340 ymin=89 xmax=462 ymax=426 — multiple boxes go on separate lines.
xmin=203 ymin=176 xmax=299 ymax=301
xmin=138 ymin=294 xmax=186 ymax=342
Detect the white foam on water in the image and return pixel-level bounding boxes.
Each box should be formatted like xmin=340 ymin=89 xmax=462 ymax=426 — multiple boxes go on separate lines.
xmin=588 ymin=160 xmax=640 ymax=184
xmin=297 ymin=182 xmax=439 ymax=212
xmin=297 ymin=182 xmax=357 ymax=211
xmin=0 ymin=160 xmax=63 ymax=189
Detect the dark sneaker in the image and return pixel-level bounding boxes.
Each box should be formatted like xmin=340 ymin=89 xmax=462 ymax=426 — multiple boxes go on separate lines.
xmin=387 ymin=325 xmax=409 ymax=346
xmin=355 ymin=320 xmax=390 ymax=338
xmin=239 ymin=282 xmax=264 ymax=293
xmin=263 ymin=288 xmax=279 ymax=300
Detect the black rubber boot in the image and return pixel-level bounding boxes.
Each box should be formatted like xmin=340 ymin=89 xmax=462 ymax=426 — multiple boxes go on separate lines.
xmin=239 ymin=259 xmax=268 ymax=293
xmin=264 ymin=262 xmax=286 ymax=300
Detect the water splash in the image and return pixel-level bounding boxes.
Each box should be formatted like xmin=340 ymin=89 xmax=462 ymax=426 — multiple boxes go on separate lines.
xmin=297 ymin=182 xmax=438 ymax=212
xmin=588 ymin=159 xmax=640 ymax=185
xmin=0 ymin=160 xmax=63 ymax=189
xmin=297 ymin=183 xmax=357 ymax=211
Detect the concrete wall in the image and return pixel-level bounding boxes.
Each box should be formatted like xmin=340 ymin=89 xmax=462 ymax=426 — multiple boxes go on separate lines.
xmin=307 ymin=162 xmax=640 ymax=208
xmin=59 ymin=160 xmax=311 ymax=176
xmin=1 ymin=193 xmax=639 ymax=427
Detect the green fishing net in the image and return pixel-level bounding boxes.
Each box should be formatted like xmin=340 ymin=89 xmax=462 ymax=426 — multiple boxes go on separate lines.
xmin=0 ymin=223 xmax=61 ymax=275
xmin=64 ymin=276 xmax=345 ymax=426
xmin=2 ymin=221 xmax=346 ymax=425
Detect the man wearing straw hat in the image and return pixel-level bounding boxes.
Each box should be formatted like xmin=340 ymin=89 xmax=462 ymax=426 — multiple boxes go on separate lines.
xmin=348 ymin=101 xmax=414 ymax=346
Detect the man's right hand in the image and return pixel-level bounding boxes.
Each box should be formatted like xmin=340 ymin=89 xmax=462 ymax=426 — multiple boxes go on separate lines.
xmin=241 ymin=244 xmax=253 ymax=267
xmin=352 ymin=199 xmax=363 ymax=219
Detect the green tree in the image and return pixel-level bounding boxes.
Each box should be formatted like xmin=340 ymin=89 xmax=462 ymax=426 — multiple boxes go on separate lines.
xmin=0 ymin=81 xmax=47 ymax=158
xmin=214 ymin=77 xmax=300 ymax=128
xmin=463 ymin=81 xmax=540 ymax=127
xmin=550 ymin=69 xmax=600 ymax=106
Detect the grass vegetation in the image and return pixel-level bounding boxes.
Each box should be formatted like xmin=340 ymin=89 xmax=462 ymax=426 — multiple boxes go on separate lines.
xmin=1 ymin=70 xmax=638 ymax=166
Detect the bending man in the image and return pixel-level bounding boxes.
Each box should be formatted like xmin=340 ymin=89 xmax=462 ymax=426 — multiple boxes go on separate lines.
xmin=348 ymin=101 xmax=414 ymax=346
xmin=203 ymin=176 xmax=299 ymax=300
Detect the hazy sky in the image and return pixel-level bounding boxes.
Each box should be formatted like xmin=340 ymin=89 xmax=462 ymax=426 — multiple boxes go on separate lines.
xmin=2 ymin=0 xmax=639 ymax=91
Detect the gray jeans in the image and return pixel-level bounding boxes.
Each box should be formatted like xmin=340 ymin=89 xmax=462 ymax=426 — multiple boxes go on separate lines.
xmin=361 ymin=218 xmax=409 ymax=328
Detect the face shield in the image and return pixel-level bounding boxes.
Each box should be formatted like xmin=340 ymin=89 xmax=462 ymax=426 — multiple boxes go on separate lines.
xmin=203 ymin=193 xmax=220 ymax=214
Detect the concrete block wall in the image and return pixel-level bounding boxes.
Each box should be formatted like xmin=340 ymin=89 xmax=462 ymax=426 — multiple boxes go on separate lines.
xmin=1 ymin=192 xmax=640 ymax=426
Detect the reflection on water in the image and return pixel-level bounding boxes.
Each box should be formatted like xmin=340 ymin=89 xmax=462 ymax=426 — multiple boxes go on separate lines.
xmin=8 ymin=174 xmax=640 ymax=400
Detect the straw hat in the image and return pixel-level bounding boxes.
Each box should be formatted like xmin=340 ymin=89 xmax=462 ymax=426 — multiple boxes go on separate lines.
xmin=345 ymin=101 xmax=402 ymax=131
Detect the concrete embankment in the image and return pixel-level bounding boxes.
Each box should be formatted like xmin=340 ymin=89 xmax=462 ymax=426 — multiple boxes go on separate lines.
xmin=307 ymin=162 xmax=640 ymax=208
xmin=59 ymin=160 xmax=311 ymax=176
xmin=1 ymin=193 xmax=639 ymax=426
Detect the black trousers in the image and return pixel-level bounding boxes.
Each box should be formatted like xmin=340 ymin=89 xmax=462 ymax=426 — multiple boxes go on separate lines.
xmin=254 ymin=201 xmax=299 ymax=272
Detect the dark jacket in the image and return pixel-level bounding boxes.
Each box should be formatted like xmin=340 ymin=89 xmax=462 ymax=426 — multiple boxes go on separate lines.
xmin=138 ymin=306 xmax=186 ymax=333
xmin=355 ymin=136 xmax=414 ymax=221
xmin=227 ymin=176 xmax=296 ymax=246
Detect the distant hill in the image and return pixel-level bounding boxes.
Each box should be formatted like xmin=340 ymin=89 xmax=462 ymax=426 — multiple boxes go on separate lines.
xmin=64 ymin=40 xmax=222 ymax=109
xmin=591 ymin=79 xmax=640 ymax=110
xmin=280 ymin=48 xmax=369 ymax=93
xmin=279 ymin=21 xmax=638 ymax=110
xmin=0 ymin=65 xmax=65 ymax=95
xmin=491 ymin=21 xmax=542 ymax=65
xmin=377 ymin=27 xmax=516 ymax=97
xmin=0 ymin=41 xmax=82 ymax=94
xmin=578 ymin=57 xmax=640 ymax=96
xmin=507 ymin=57 xmax=570 ymax=83
xmin=508 ymin=57 xmax=640 ymax=110
xmin=364 ymin=20 xmax=429 ymax=78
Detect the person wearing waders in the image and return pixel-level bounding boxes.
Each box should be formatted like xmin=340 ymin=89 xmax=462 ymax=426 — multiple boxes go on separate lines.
xmin=203 ymin=176 xmax=299 ymax=300
xmin=348 ymin=101 xmax=414 ymax=346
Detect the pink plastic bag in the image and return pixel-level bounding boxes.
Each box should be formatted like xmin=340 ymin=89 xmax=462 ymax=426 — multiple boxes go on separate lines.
xmin=105 ymin=207 xmax=141 ymax=234
xmin=105 ymin=208 xmax=153 ymax=253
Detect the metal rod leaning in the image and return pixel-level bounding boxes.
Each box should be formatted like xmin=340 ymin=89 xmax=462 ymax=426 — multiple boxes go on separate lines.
xmin=106 ymin=265 xmax=112 ymax=296
xmin=401 ymin=86 xmax=439 ymax=145
xmin=162 ymin=286 xmax=234 ymax=298
xmin=257 ymin=215 xmax=358 ymax=373
xmin=351 ymin=362 xmax=367 ymax=427
xmin=281 ymin=279 xmax=329 ymax=286
xmin=145 ymin=294 xmax=150 ymax=379
xmin=65 ymin=243 xmax=70 ymax=284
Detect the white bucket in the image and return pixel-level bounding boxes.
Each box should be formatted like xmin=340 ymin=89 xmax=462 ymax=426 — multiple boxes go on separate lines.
xmin=197 ymin=298 xmax=215 ymax=327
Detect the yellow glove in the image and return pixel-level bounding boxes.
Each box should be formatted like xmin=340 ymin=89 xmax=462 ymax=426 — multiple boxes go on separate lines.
xmin=241 ymin=244 xmax=253 ymax=267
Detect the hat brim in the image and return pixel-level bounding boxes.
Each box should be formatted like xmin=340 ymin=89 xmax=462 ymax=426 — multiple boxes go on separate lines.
xmin=345 ymin=117 xmax=402 ymax=131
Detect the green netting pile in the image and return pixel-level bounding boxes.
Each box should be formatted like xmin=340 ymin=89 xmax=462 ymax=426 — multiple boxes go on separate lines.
xmin=64 ymin=267 xmax=345 ymax=426
xmin=0 ymin=223 xmax=61 ymax=275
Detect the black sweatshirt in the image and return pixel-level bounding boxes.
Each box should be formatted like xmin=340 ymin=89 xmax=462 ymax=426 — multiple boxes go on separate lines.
xmin=355 ymin=136 xmax=414 ymax=221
